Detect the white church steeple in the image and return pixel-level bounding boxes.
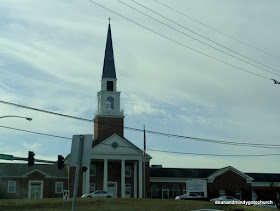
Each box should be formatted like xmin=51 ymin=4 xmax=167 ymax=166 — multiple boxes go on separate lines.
xmin=95 ymin=23 xmax=123 ymax=118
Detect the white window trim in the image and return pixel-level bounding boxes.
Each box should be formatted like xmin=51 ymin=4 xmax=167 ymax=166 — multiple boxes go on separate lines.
xmin=90 ymin=164 xmax=96 ymax=176
xmin=162 ymin=186 xmax=169 ymax=199
xmin=219 ymin=189 xmax=225 ymax=196
xmin=28 ymin=180 xmax=44 ymax=199
xmin=151 ymin=186 xmax=158 ymax=198
xmin=125 ymin=166 xmax=131 ymax=177
xmin=172 ymin=186 xmax=180 ymax=197
xmin=55 ymin=182 xmax=63 ymax=193
xmin=125 ymin=184 xmax=131 ymax=193
xmin=89 ymin=183 xmax=95 ymax=193
xmin=8 ymin=181 xmax=16 ymax=193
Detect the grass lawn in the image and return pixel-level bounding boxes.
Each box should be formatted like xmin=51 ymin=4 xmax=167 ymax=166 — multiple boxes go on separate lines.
xmin=0 ymin=198 xmax=276 ymax=211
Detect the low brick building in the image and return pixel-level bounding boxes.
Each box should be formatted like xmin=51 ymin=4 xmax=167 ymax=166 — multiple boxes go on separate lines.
xmin=0 ymin=164 xmax=68 ymax=199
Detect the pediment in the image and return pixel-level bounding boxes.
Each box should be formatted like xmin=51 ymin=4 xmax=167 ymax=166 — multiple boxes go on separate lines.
xmin=22 ymin=169 xmax=50 ymax=178
xmin=92 ymin=134 xmax=151 ymax=159
xmin=207 ymin=166 xmax=254 ymax=183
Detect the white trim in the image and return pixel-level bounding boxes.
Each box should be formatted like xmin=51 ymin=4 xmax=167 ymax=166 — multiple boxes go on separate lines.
xmin=55 ymin=182 xmax=63 ymax=193
xmin=107 ymin=181 xmax=118 ymax=197
xmin=207 ymin=166 xmax=254 ymax=183
xmin=125 ymin=184 xmax=131 ymax=198
xmin=90 ymin=164 xmax=96 ymax=176
xmin=28 ymin=180 xmax=44 ymax=199
xmin=8 ymin=181 xmax=16 ymax=193
xmin=172 ymin=186 xmax=180 ymax=198
xmin=252 ymin=182 xmax=280 ymax=187
xmin=125 ymin=165 xmax=131 ymax=177
xmin=151 ymin=186 xmax=158 ymax=198
xmin=22 ymin=169 xmax=50 ymax=178
xmin=89 ymin=183 xmax=95 ymax=193
xmin=150 ymin=177 xmax=207 ymax=183
xmin=91 ymin=154 xmax=143 ymax=160
xmin=161 ymin=186 xmax=169 ymax=199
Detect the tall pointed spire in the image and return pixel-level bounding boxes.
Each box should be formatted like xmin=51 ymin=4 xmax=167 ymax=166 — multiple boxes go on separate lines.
xmin=102 ymin=22 xmax=116 ymax=79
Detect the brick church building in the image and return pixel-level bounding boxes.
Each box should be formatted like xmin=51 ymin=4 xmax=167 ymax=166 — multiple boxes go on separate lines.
xmin=0 ymin=23 xmax=280 ymax=202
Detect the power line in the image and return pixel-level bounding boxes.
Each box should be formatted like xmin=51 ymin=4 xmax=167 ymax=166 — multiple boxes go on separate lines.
xmin=86 ymin=143 xmax=280 ymax=157
xmin=88 ymin=0 xmax=272 ymax=81
xmin=130 ymin=0 xmax=280 ymax=75
xmin=151 ymin=0 xmax=280 ymax=61
xmin=146 ymin=149 xmax=280 ymax=157
xmin=1 ymin=99 xmax=280 ymax=149
xmin=117 ymin=0 xmax=280 ymax=77
xmin=0 ymin=125 xmax=71 ymax=140
xmin=0 ymin=100 xmax=92 ymax=122
xmin=0 ymin=126 xmax=278 ymax=157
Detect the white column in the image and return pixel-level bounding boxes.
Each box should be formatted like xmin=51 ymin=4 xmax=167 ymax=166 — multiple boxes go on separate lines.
xmin=103 ymin=159 xmax=108 ymax=191
xmin=134 ymin=162 xmax=137 ymax=198
xmin=138 ymin=160 xmax=143 ymax=198
xmin=121 ymin=159 xmax=125 ymax=198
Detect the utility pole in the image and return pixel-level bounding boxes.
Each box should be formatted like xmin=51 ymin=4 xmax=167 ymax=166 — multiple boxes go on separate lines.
xmin=72 ymin=135 xmax=84 ymax=211
xmin=143 ymin=125 xmax=146 ymax=198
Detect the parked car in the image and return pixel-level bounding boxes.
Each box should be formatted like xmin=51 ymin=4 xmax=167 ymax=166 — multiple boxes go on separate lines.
xmin=81 ymin=190 xmax=113 ymax=198
xmin=210 ymin=196 xmax=239 ymax=202
xmin=175 ymin=192 xmax=202 ymax=200
xmin=253 ymin=202 xmax=277 ymax=209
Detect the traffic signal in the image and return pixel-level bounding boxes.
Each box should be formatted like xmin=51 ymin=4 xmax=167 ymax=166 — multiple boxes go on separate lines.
xmin=28 ymin=151 xmax=35 ymax=167
xmin=58 ymin=155 xmax=64 ymax=170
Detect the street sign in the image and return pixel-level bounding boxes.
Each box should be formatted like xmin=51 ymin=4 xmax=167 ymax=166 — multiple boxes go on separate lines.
xmin=63 ymin=190 xmax=70 ymax=201
xmin=0 ymin=154 xmax=14 ymax=160
xmin=70 ymin=134 xmax=93 ymax=167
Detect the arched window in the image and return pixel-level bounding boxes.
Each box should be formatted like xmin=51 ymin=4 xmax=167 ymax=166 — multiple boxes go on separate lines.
xmin=183 ymin=187 xmax=186 ymax=195
xmin=106 ymin=97 xmax=114 ymax=109
xmin=162 ymin=186 xmax=169 ymax=199
xmin=151 ymin=186 xmax=158 ymax=198
xmin=172 ymin=186 xmax=180 ymax=198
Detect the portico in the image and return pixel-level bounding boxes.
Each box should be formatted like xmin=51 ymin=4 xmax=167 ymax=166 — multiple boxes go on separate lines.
xmin=82 ymin=134 xmax=151 ymax=198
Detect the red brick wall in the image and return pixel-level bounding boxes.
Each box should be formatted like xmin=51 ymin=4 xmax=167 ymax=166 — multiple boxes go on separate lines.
xmin=94 ymin=117 xmax=124 ymax=142
xmin=208 ymin=170 xmax=252 ymax=200
xmin=0 ymin=171 xmax=68 ymax=199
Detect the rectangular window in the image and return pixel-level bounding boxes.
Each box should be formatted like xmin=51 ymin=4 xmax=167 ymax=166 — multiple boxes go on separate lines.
xmin=219 ymin=189 xmax=225 ymax=196
xmin=235 ymin=189 xmax=241 ymax=199
xmin=125 ymin=166 xmax=131 ymax=177
xmin=55 ymin=182 xmax=63 ymax=193
xmin=8 ymin=181 xmax=16 ymax=193
xmin=125 ymin=184 xmax=131 ymax=195
xmin=90 ymin=183 xmax=95 ymax=193
xmin=107 ymin=81 xmax=113 ymax=91
xmin=90 ymin=164 xmax=96 ymax=176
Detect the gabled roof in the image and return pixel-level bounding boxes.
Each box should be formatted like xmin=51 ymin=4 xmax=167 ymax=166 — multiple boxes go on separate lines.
xmin=102 ymin=24 xmax=116 ymax=79
xmin=207 ymin=166 xmax=254 ymax=183
xmin=0 ymin=163 xmax=68 ymax=178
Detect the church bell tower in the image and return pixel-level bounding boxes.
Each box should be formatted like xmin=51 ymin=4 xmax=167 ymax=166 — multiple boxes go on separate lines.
xmin=94 ymin=23 xmax=124 ymax=142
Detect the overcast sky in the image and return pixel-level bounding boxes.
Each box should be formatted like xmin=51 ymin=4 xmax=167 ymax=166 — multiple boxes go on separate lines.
xmin=1 ymin=0 xmax=280 ymax=173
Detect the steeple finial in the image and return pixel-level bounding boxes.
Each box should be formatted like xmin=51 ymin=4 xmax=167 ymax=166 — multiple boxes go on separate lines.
xmin=109 ymin=17 xmax=111 ymax=24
